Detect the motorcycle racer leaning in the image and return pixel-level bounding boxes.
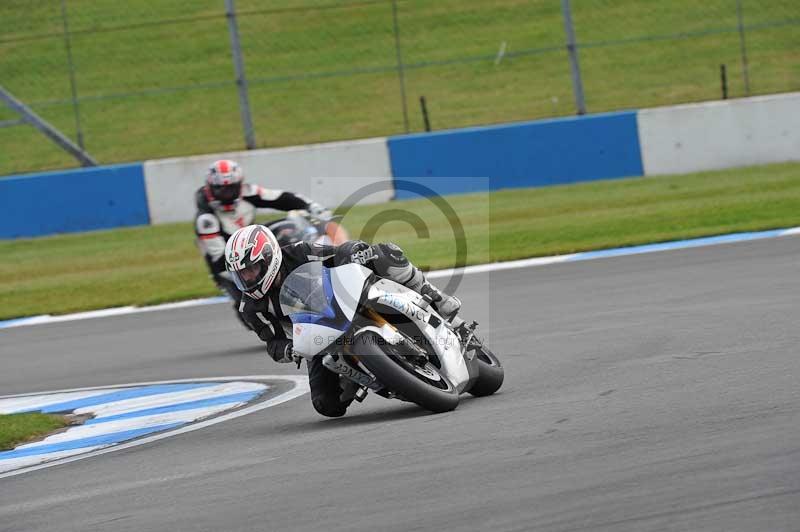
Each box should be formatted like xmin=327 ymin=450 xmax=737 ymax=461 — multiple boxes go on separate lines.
xmin=224 ymin=224 xmax=462 ymax=418
xmin=195 ymin=159 xmax=330 ymax=314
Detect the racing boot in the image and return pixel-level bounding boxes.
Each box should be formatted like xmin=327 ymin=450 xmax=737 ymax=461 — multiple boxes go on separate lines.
xmin=371 ymin=242 xmax=462 ymax=322
xmin=419 ymin=281 xmax=462 ymax=322
xmin=404 ymin=267 xmax=462 ymax=323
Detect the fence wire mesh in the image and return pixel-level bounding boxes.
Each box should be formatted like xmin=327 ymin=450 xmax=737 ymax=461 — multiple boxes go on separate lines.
xmin=0 ymin=0 xmax=798 ymax=175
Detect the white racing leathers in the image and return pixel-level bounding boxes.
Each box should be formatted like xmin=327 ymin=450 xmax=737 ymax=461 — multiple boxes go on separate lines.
xmin=194 ymin=183 xmax=318 ymax=285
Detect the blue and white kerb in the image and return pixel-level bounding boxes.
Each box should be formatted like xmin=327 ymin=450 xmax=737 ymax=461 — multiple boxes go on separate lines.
xmin=0 ymin=379 xmax=271 ymax=475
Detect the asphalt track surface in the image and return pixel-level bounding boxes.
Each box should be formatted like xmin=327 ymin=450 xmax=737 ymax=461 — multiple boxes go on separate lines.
xmin=1 ymin=237 xmax=799 ymax=531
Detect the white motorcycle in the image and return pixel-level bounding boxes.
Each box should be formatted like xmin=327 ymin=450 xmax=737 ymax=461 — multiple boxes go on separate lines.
xmin=279 ymin=262 xmax=504 ymax=413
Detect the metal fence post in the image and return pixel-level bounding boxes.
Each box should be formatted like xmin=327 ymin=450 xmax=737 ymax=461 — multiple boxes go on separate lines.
xmin=720 ymin=64 xmax=729 ymax=99
xmin=225 ymin=0 xmax=257 ymax=149
xmin=561 ymin=0 xmax=587 ymax=115
xmin=60 ymin=0 xmax=85 ymax=150
xmin=391 ymin=0 xmax=410 ymax=133
xmin=736 ymin=0 xmax=751 ymax=95
xmin=0 ymin=85 xmax=98 ymax=167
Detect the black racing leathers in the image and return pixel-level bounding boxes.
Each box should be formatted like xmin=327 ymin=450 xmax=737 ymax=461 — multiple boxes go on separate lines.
xmin=238 ymin=240 xmax=424 ymax=417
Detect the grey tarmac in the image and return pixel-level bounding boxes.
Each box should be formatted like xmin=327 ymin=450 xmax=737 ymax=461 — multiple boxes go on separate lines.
xmin=1 ymin=236 xmax=799 ymax=532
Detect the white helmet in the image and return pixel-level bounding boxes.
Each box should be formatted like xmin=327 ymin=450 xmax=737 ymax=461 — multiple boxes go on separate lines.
xmin=206 ymin=159 xmax=244 ymax=205
xmin=225 ymin=225 xmax=282 ymax=300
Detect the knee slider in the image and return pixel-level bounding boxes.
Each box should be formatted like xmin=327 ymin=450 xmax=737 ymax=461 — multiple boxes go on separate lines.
xmin=311 ymin=397 xmax=348 ymax=418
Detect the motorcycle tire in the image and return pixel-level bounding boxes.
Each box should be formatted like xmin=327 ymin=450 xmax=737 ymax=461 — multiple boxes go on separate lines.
xmin=353 ymin=331 xmax=459 ymax=413
xmin=468 ymin=344 xmax=504 ymax=397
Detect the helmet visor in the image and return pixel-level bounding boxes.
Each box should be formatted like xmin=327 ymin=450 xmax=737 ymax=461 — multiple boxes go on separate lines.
xmin=211 ymin=183 xmax=242 ymax=204
xmin=231 ymin=260 xmax=267 ymax=293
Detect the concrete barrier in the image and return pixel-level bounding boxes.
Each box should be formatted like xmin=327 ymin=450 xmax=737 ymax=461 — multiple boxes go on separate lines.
xmin=387 ymin=111 xmax=644 ymax=198
xmin=143 ymin=138 xmax=394 ymax=224
xmin=638 ymin=92 xmax=800 ymax=175
xmin=5 ymin=93 xmax=798 ymax=240
xmin=0 ymin=164 xmax=148 ymax=239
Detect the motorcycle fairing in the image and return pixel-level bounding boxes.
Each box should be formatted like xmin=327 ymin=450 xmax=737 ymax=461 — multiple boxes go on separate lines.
xmin=329 ymin=263 xmax=373 ymax=321
xmin=286 ymin=265 xmax=353 ymax=357
xmin=367 ymin=279 xmax=470 ymax=390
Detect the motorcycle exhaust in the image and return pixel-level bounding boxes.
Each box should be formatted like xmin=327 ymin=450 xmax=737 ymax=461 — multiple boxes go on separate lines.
xmin=322 ymin=354 xmax=378 ymax=390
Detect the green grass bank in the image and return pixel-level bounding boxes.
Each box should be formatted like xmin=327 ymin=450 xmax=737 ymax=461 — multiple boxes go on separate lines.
xmin=1 ymin=0 xmax=797 ymax=174
xmin=1 ymin=162 xmax=798 ymax=320
xmin=0 ymin=413 xmax=69 ymax=451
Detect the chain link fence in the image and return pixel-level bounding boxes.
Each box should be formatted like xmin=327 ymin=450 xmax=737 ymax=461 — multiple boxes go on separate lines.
xmin=1 ymin=0 xmax=798 ymax=175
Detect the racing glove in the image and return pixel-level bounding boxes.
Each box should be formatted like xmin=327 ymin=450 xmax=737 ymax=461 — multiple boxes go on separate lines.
xmin=266 ymin=338 xmax=295 ymax=363
xmin=307 ymin=202 xmax=333 ymax=222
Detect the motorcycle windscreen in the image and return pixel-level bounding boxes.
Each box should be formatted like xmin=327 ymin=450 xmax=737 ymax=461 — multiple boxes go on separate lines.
xmin=279 ymin=261 xmax=337 ymax=320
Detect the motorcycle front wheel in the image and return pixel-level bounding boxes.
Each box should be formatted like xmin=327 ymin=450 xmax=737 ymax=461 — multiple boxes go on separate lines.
xmin=352 ymin=331 xmax=459 ymax=413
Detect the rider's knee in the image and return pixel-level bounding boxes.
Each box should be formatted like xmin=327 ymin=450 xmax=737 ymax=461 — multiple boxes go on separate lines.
xmin=308 ymin=358 xmax=351 ymax=417
xmin=311 ymin=396 xmax=349 ymax=418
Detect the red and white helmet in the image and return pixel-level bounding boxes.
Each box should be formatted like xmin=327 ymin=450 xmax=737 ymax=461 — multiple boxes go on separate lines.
xmin=225 ymin=225 xmax=283 ymax=300
xmin=206 ymin=159 xmax=244 ymax=205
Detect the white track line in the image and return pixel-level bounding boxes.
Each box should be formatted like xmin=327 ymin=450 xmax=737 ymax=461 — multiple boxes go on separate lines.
xmin=77 ymin=382 xmax=264 ymax=419
xmin=2 ymin=226 xmax=799 ymax=329
xmin=0 ymin=389 xmax=120 ymax=414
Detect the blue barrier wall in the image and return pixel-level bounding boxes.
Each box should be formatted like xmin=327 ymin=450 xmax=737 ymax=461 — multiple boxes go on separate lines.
xmin=0 ymin=164 xmax=149 ymax=239
xmin=387 ymin=111 xmax=644 ymax=199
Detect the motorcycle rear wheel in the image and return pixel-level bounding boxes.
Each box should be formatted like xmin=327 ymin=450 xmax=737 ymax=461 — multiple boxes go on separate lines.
xmin=467 ymin=344 xmax=504 ymax=397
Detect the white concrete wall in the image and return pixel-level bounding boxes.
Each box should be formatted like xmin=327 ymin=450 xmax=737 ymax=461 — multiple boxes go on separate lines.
xmin=637 ymin=92 xmax=800 ymax=175
xmin=144 ymin=137 xmax=394 ymax=224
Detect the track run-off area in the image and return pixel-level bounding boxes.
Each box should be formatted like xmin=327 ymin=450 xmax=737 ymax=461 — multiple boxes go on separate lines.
xmin=1 ymin=235 xmax=799 ymax=531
